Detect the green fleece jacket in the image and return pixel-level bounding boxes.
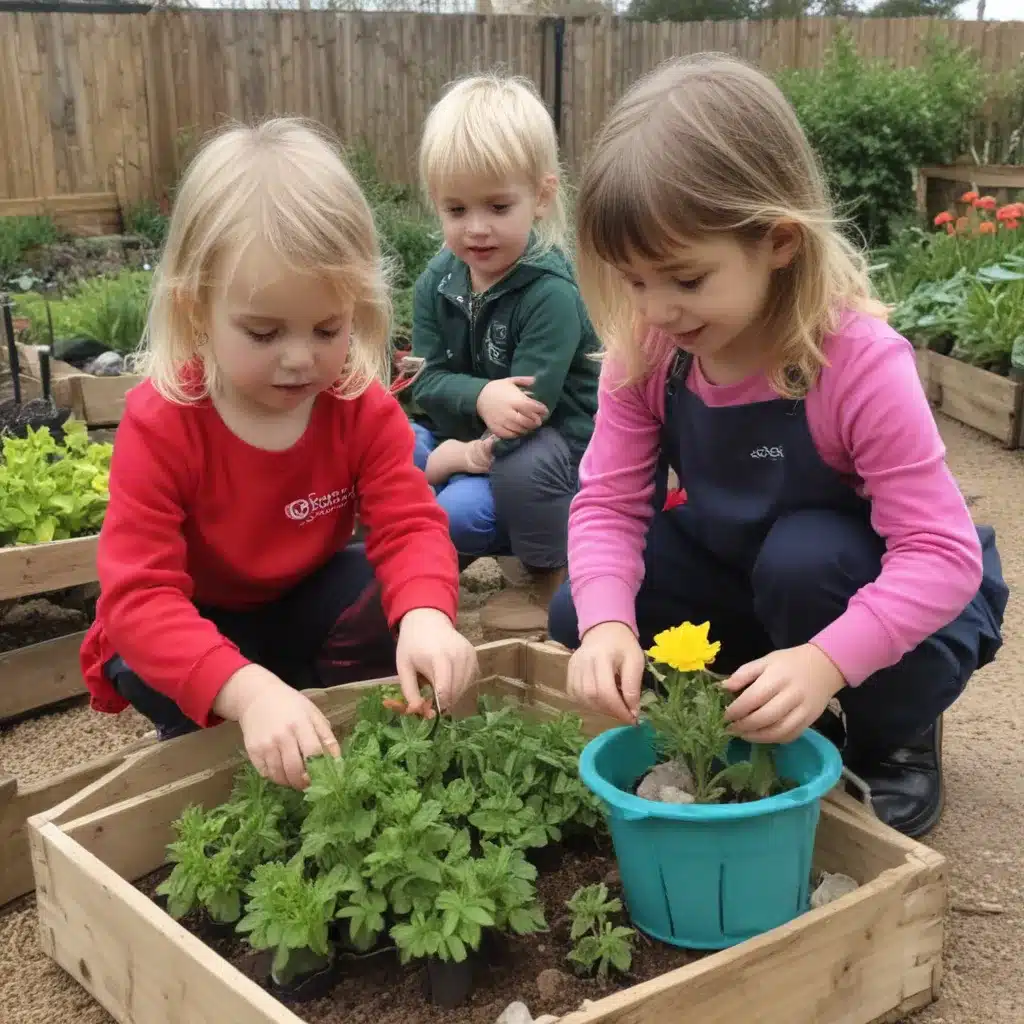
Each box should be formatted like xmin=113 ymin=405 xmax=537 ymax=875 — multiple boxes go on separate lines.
xmin=410 ymin=245 xmax=599 ymax=455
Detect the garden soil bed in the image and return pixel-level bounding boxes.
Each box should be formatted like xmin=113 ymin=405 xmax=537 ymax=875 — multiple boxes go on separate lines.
xmin=136 ymin=837 xmax=703 ymax=1024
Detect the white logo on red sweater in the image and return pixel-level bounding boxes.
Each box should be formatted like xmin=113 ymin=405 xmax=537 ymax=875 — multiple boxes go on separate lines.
xmin=285 ymin=487 xmax=354 ymax=525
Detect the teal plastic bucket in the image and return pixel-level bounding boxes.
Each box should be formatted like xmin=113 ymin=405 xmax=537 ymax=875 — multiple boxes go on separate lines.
xmin=578 ymin=722 xmax=842 ymax=949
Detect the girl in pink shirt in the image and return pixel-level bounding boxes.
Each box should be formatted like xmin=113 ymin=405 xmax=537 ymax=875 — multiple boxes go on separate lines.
xmin=549 ymin=54 xmax=1008 ymax=838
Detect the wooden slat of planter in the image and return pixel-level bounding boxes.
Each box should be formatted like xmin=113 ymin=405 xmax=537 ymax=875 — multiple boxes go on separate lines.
xmin=0 ymin=535 xmax=98 ymax=601
xmin=0 ymin=630 xmax=86 ymax=722
xmin=0 ymin=734 xmax=156 ymax=909
xmin=916 ymin=349 xmax=1023 ymax=449
xmin=28 ymin=640 xmax=947 ymax=1024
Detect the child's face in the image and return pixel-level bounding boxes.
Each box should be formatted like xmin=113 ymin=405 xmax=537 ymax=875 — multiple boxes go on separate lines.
xmin=617 ymin=227 xmax=799 ymax=376
xmin=434 ymin=174 xmax=553 ymax=291
xmin=207 ymin=241 xmax=353 ymax=416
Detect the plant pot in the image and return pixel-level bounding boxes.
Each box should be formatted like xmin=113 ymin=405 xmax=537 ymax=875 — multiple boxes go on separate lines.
xmin=268 ymin=948 xmax=340 ymax=1003
xmin=421 ymin=953 xmax=476 ymax=1008
xmin=578 ymin=721 xmax=842 ymax=950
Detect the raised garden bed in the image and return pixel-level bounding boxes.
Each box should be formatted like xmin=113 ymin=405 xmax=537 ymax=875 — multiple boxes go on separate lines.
xmin=915 ymin=347 xmax=1024 ymax=449
xmin=29 ymin=639 xmax=947 ymax=1024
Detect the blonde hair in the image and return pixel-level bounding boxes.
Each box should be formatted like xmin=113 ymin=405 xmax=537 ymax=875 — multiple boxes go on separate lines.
xmin=576 ymin=53 xmax=887 ymax=397
xmin=137 ymin=117 xmax=391 ymax=403
xmin=418 ymin=72 xmax=569 ymax=255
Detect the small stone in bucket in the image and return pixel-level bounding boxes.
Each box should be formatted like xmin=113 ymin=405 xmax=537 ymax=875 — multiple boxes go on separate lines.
xmin=637 ymin=759 xmax=696 ymax=802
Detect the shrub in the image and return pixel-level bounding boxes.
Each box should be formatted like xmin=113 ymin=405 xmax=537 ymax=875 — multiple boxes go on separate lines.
xmin=0 ymin=216 xmax=60 ymax=277
xmin=123 ymin=200 xmax=169 ymax=249
xmin=780 ymin=31 xmax=985 ymax=246
xmin=13 ymin=270 xmax=152 ymax=354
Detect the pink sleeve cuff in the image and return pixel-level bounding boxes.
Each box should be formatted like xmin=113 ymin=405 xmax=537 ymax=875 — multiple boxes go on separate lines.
xmin=573 ymin=576 xmax=640 ymax=640
xmin=810 ymin=603 xmax=902 ymax=688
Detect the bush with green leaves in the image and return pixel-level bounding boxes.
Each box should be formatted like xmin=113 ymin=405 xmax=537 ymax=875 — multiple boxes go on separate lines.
xmin=123 ymin=200 xmax=169 ymax=249
xmin=779 ymin=30 xmax=984 ymax=246
xmin=0 ymin=421 xmax=111 ymax=545
xmin=565 ymin=883 xmax=636 ymax=981
xmin=0 ymin=215 xmax=60 ymax=277
xmin=157 ymin=690 xmax=603 ymax=987
xmin=13 ymin=270 xmax=151 ymax=354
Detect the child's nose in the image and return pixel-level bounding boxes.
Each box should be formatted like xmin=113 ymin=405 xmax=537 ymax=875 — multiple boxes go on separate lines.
xmin=641 ymin=291 xmax=678 ymax=327
xmin=280 ymin=339 xmax=315 ymax=369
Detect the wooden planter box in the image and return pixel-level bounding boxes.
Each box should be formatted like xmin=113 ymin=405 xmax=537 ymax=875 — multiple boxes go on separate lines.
xmin=29 ymin=640 xmax=947 ymax=1024
xmin=0 ymin=532 xmax=120 ymax=909
xmin=5 ymin=342 xmax=143 ymax=428
xmin=915 ymin=347 xmax=1024 ymax=449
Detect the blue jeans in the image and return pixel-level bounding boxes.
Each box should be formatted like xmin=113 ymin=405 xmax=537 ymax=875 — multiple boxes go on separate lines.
xmin=412 ymin=422 xmax=581 ymax=566
xmin=412 ymin=423 xmax=508 ymax=557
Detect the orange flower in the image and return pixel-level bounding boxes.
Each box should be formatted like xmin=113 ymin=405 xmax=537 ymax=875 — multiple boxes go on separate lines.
xmin=1005 ymin=219 xmax=1020 ymax=231
xmin=956 ymin=216 xmax=970 ymax=234
xmin=998 ymin=202 xmax=1024 ymax=221
xmin=979 ymin=221 xmax=997 ymax=235
xmin=934 ymin=211 xmax=954 ymax=227
xmin=973 ymin=196 xmax=997 ymax=211
xmin=961 ymin=190 xmax=980 ymax=204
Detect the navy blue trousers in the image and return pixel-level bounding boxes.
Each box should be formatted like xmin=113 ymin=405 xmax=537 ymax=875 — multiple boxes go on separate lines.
xmin=549 ymin=508 xmax=1007 ymax=755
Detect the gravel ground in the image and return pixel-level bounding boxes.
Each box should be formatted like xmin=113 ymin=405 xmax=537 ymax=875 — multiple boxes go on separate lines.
xmin=0 ymin=414 xmax=1021 ymax=1024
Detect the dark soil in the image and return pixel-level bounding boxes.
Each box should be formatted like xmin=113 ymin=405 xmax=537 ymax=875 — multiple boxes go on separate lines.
xmin=0 ymin=589 xmax=96 ymax=655
xmin=18 ymin=235 xmax=156 ymax=292
xmin=137 ymin=840 xmax=703 ymax=1024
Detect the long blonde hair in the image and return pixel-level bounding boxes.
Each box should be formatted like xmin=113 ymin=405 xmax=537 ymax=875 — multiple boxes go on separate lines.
xmin=137 ymin=117 xmax=391 ymax=403
xmin=576 ymin=53 xmax=887 ymax=396
xmin=418 ymin=72 xmax=569 ymax=255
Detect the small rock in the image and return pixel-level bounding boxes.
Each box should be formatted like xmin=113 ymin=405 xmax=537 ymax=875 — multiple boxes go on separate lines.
xmin=88 ymin=350 xmax=125 ymax=376
xmin=810 ymin=872 xmax=859 ymax=908
xmin=535 ymin=1017 xmax=559 ymax=1024
xmin=495 ymin=1001 xmax=534 ymax=1024
xmin=461 ymin=557 xmax=505 ymax=594
xmin=536 ymin=968 xmax=571 ymax=1002
xmin=603 ymin=867 xmax=621 ymax=887
xmin=658 ymin=784 xmax=696 ymax=804
xmin=636 ymin=759 xmax=696 ymax=802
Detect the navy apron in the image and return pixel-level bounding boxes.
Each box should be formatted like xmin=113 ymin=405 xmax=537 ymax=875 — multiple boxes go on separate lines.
xmin=651 ymin=351 xmax=1007 ymax=751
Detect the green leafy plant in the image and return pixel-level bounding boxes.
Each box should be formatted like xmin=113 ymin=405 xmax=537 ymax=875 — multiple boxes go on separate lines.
xmin=237 ymin=860 xmax=339 ymax=986
xmin=779 ymin=30 xmax=984 ymax=246
xmin=157 ymin=689 xmax=602 ymax=990
xmin=565 ymin=883 xmax=635 ymax=981
xmin=640 ymin=622 xmax=789 ymax=804
xmin=0 ymin=421 xmax=111 ymax=545
xmin=12 ymin=270 xmax=151 ymax=354
xmin=0 ymin=215 xmax=60 ymax=277
xmin=123 ymin=200 xmax=169 ymax=249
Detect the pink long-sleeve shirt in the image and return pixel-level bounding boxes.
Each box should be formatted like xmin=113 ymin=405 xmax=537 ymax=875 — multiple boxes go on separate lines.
xmin=568 ymin=311 xmax=983 ymax=686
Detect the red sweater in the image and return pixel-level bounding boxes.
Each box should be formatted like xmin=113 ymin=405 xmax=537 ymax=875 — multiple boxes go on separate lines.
xmin=81 ymin=379 xmax=459 ymax=727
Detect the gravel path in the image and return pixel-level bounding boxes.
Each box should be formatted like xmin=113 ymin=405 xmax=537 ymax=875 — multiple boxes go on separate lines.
xmin=1 ymin=414 xmax=1021 ymax=1024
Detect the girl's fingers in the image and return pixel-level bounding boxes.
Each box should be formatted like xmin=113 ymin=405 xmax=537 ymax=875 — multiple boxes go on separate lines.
xmin=279 ymin=732 xmax=310 ymax=790
xmin=724 ymin=670 xmax=782 ymax=722
xmin=722 ymin=656 xmax=768 ymax=694
xmin=261 ymin=746 xmax=288 ymax=789
xmin=741 ymin=707 xmax=807 ymax=746
xmin=593 ymin=656 xmax=633 ymax=723
xmin=728 ymin=689 xmax=797 ymax=737
xmin=619 ymin=647 xmax=645 ymax=721
xmin=431 ymin=655 xmax=453 ymax=711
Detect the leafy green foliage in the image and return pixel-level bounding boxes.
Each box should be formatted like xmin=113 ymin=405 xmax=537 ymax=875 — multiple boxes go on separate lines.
xmin=13 ymin=270 xmax=152 ymax=353
xmin=160 ymin=690 xmax=603 ymax=981
xmin=0 ymin=421 xmax=111 ymax=545
xmin=0 ymin=215 xmax=60 ymax=277
xmin=640 ymin=663 xmax=788 ymax=804
xmin=565 ymin=883 xmax=635 ymax=980
xmin=779 ymin=30 xmax=984 ymax=246
xmin=123 ymin=200 xmax=169 ymax=249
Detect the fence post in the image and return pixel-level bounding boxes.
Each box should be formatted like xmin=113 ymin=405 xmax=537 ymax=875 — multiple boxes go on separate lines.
xmin=551 ymin=16 xmax=566 ymax=145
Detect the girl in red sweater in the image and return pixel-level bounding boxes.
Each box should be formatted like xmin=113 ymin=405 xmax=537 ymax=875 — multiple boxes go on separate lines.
xmin=81 ymin=118 xmax=475 ymax=790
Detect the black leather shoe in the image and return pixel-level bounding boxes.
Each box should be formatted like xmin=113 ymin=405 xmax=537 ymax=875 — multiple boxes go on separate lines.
xmin=844 ymin=717 xmax=944 ymax=838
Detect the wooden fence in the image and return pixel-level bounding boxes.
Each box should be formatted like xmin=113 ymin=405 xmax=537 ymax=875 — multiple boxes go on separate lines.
xmin=1 ymin=11 xmax=1023 ymax=210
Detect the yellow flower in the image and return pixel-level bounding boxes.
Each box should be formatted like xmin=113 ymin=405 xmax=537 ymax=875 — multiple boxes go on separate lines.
xmin=646 ymin=621 xmax=720 ymax=673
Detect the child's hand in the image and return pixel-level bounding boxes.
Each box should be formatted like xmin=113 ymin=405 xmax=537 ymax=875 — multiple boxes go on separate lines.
xmin=464 ymin=434 xmax=496 ymax=474
xmin=396 ymin=607 xmax=479 ymax=712
xmin=215 ymin=664 xmax=341 ymax=790
xmin=425 ymin=439 xmax=471 ymax=486
xmin=722 ymin=644 xmax=846 ymax=744
xmin=567 ymin=621 xmax=646 ymax=724
xmin=476 ymin=376 xmax=548 ymax=439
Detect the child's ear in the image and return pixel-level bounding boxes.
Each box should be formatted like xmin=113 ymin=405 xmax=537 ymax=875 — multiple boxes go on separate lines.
xmin=767 ymin=221 xmax=801 ymax=270
xmin=535 ymin=173 xmax=559 ymax=218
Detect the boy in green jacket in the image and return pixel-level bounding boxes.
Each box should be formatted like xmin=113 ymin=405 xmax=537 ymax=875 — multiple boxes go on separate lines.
xmin=411 ymin=72 xmax=599 ymax=636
